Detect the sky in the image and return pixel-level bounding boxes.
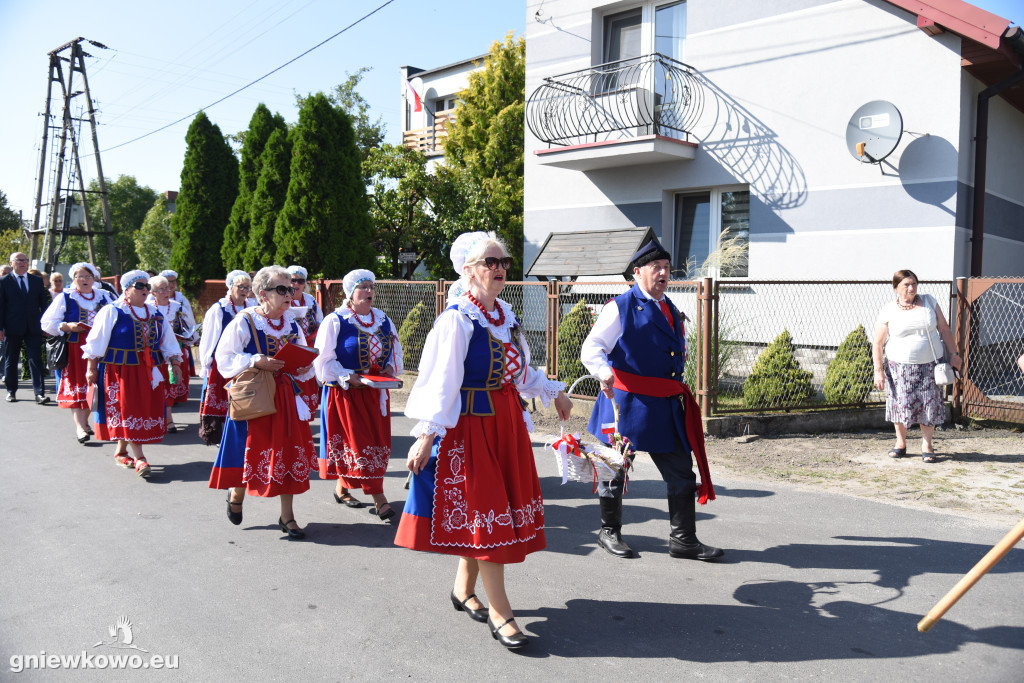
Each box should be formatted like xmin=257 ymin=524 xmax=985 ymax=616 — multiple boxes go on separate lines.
xmin=0 ymin=0 xmax=524 ymax=219
xmin=0 ymin=0 xmax=1020 ymax=223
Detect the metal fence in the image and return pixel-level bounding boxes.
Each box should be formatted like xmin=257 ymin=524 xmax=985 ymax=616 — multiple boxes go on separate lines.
xmin=188 ymin=276 xmax=1024 ymax=424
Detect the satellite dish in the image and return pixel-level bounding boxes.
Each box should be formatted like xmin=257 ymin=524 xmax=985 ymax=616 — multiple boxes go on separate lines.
xmin=846 ymin=101 xmax=903 ymax=163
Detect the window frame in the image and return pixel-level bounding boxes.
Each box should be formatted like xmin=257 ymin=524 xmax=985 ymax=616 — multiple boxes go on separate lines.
xmin=600 ymin=0 xmax=686 ymax=65
xmin=670 ymin=185 xmax=750 ymax=279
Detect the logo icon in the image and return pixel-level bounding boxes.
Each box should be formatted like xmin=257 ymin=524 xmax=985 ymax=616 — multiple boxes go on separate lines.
xmin=93 ymin=616 xmax=149 ymax=653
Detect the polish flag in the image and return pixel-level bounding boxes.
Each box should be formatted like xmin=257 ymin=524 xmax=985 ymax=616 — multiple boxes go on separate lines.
xmin=600 ymin=422 xmax=616 ymax=435
xmin=404 ymin=80 xmax=422 ymax=112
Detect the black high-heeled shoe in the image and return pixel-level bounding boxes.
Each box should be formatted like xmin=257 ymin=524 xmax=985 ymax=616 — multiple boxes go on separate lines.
xmin=488 ymin=617 xmax=528 ymax=649
xmin=278 ymin=517 xmax=305 ymax=539
xmin=451 ymin=591 xmax=488 ymax=623
xmin=226 ymin=494 xmax=243 ymax=526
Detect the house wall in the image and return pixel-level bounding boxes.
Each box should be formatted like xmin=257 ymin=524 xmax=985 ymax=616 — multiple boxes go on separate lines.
xmin=401 ymin=61 xmax=483 ymax=133
xmin=525 ymin=0 xmax=1023 ymax=279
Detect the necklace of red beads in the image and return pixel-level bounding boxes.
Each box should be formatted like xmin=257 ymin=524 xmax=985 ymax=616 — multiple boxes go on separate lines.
xmin=260 ymin=307 xmax=286 ymax=331
xmin=126 ymin=299 xmax=151 ymax=323
xmin=77 ymin=287 xmax=96 ymax=301
xmin=349 ymin=306 xmax=375 ymax=328
xmin=466 ymin=292 xmax=505 ymax=327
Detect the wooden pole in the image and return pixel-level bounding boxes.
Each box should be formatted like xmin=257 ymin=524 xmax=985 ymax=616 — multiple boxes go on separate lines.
xmin=917 ymin=518 xmax=1024 ymax=632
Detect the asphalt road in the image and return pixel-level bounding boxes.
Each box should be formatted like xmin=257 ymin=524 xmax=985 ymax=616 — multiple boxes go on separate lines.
xmin=1 ymin=380 xmax=1021 ymax=681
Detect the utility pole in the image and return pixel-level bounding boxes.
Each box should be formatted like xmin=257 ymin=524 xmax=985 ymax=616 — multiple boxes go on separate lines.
xmin=29 ymin=37 xmax=118 ymax=274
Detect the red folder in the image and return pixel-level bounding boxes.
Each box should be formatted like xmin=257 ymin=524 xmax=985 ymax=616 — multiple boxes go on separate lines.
xmin=273 ymin=342 xmax=319 ymax=374
xmin=355 ymin=373 xmax=403 ymax=389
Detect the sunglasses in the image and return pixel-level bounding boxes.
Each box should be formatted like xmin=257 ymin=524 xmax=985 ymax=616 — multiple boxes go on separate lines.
xmin=480 ymin=257 xmax=513 ymax=271
xmin=291 ymin=278 xmax=306 ymax=284
xmin=270 ymin=285 xmax=295 ymax=296
xmin=131 ymin=282 xmax=151 ymax=291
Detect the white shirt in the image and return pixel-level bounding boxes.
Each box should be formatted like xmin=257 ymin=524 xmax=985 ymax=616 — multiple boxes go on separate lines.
xmin=877 ymin=293 xmax=943 ymax=364
xmin=581 ymin=283 xmax=670 ymax=382
xmin=404 ymin=297 xmax=564 ymax=438
xmin=312 ymin=307 xmax=404 ymax=388
xmin=147 ymin=291 xmax=198 ymax=343
xmin=197 ymin=297 xmax=256 ymax=377
xmin=213 ymin=306 xmax=315 ymax=382
xmin=40 ymin=286 xmax=115 ymax=336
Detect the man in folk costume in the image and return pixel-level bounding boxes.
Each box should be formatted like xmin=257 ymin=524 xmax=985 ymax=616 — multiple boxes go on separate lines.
xmin=581 ymin=238 xmax=723 ymax=561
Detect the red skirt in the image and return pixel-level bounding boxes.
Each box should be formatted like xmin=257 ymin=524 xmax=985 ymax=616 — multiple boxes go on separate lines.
xmin=56 ymin=337 xmax=90 ymax=409
xmin=395 ymin=384 xmax=545 ymax=564
xmin=319 ymin=385 xmax=391 ymax=495
xmin=297 ymin=376 xmax=320 ymax=416
xmin=158 ymin=360 xmax=190 ymax=405
xmin=242 ymin=373 xmax=317 ymax=497
xmin=199 ymin=361 xmax=229 ymax=418
xmin=92 ymin=364 xmax=166 ymax=443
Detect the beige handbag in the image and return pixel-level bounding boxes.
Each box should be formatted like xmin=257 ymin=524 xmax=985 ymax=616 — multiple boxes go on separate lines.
xmin=227 ymin=314 xmax=278 ymax=421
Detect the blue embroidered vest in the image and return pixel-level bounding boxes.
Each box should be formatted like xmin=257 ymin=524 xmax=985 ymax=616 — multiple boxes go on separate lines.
xmin=442 ymin=304 xmax=525 ymax=417
xmin=587 ymin=284 xmax=689 ymax=453
xmin=102 ymin=308 xmax=165 ymax=366
xmin=330 ymin=312 xmax=394 ymax=373
xmin=64 ymin=292 xmax=109 ymax=344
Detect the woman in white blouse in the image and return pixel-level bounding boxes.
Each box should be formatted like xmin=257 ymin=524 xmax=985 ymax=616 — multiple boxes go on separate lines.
xmin=313 ymin=269 xmax=402 ymax=519
xmin=213 ymin=266 xmax=317 ymax=539
xmin=396 ymin=232 xmax=572 ymax=650
xmin=198 ymin=270 xmax=254 ymax=446
xmin=873 ymin=269 xmax=961 ymax=462
xmin=82 ymin=270 xmax=182 ymax=477
xmin=40 ymin=263 xmax=115 ymax=443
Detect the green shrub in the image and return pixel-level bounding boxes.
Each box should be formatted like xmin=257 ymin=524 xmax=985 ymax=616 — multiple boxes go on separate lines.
xmin=823 ymin=324 xmax=873 ymax=404
xmin=684 ymin=315 xmax=740 ymax=392
xmin=399 ymin=301 xmax=430 ymax=372
xmin=557 ymin=299 xmax=594 ymax=391
xmin=743 ymin=328 xmax=815 ymax=407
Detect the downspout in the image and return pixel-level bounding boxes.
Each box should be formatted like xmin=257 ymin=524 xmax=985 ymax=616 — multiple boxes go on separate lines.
xmin=970 ymin=26 xmax=1024 ymax=276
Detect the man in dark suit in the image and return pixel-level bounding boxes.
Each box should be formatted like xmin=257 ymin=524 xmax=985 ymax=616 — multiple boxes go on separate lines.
xmin=0 ymin=252 xmax=50 ymax=403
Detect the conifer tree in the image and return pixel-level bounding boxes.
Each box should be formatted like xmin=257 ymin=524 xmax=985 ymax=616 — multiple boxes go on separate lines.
xmin=274 ymin=93 xmax=372 ymax=275
xmin=743 ymin=328 xmax=815 ymax=408
xmin=557 ymin=299 xmax=594 ymax=389
xmin=222 ymin=104 xmax=286 ymax=269
xmin=245 ymin=128 xmax=292 ymax=270
xmin=823 ymin=324 xmax=874 ymax=404
xmin=170 ymin=111 xmax=239 ymax=296
xmin=443 ymin=33 xmax=525 ymax=279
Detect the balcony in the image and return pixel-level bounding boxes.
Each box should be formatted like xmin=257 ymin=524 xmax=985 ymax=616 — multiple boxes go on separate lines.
xmin=526 ymin=53 xmax=704 ymax=171
xmin=403 ymin=111 xmax=454 ymax=156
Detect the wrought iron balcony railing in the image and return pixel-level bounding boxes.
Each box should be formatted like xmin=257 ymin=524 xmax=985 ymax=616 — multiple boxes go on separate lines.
xmin=527 ymin=53 xmax=704 ymax=147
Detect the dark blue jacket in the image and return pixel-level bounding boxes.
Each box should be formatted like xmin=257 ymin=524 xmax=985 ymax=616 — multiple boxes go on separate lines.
xmin=0 ymin=272 xmax=48 ymax=337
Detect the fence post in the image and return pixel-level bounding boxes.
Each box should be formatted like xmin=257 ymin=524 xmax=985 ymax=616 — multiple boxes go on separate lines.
xmin=546 ymin=280 xmax=560 ymax=379
xmin=699 ymin=276 xmax=713 ymax=417
xmin=952 ymin=277 xmax=968 ymax=416
xmin=435 ymin=280 xmax=446 ymax=319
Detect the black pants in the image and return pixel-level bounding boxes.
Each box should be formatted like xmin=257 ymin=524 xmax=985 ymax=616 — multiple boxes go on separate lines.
xmin=597 ymin=435 xmax=697 ymax=499
xmin=3 ymin=332 xmax=44 ymax=396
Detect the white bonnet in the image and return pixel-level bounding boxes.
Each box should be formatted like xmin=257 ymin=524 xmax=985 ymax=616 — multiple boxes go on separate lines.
xmin=342 ymin=269 xmax=375 ymax=297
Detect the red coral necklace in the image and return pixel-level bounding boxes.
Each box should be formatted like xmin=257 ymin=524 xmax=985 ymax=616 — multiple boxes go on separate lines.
xmin=77 ymin=287 xmax=95 ymax=301
xmin=126 ymin=300 xmax=151 ymax=322
xmin=466 ymin=292 xmax=505 ymax=326
xmin=349 ymin=307 xmax=375 ymax=328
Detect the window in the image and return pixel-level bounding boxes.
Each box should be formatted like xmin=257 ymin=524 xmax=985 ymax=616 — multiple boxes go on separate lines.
xmin=673 ymin=188 xmax=749 ymax=278
xmin=602 ymin=1 xmax=686 ymax=63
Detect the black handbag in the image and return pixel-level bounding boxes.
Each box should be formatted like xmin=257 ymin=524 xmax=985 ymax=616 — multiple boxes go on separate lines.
xmin=45 ymin=333 xmax=70 ymax=371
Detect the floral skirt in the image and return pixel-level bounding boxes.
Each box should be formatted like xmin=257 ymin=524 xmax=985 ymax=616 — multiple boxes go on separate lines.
xmin=318 ymin=385 xmax=390 ymax=495
xmin=56 ymin=337 xmax=89 ymax=409
xmin=884 ymin=359 xmax=945 ymax=426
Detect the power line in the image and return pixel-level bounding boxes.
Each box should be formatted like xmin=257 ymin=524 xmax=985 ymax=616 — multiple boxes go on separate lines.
xmin=99 ymin=0 xmax=398 ymax=154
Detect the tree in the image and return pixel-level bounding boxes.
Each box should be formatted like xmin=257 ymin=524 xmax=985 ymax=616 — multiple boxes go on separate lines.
xmin=557 ymin=299 xmax=594 ymax=389
xmin=171 ymin=111 xmax=239 ymax=296
xmin=743 ymin=329 xmax=815 ymax=408
xmin=298 ymin=67 xmax=385 ymax=176
xmin=222 ymin=104 xmax=287 ymax=269
xmin=443 ymin=33 xmax=526 ymax=279
xmin=134 ymin=194 xmax=174 ymax=272
xmin=823 ymin=325 xmax=874 ymax=404
xmin=61 ymin=175 xmax=157 ymax=273
xmin=245 ymin=128 xmax=292 ymax=270
xmin=363 ymin=144 xmax=438 ymax=278
xmin=0 ymin=190 xmax=21 ymax=233
xmin=274 ymin=93 xmax=372 ymax=276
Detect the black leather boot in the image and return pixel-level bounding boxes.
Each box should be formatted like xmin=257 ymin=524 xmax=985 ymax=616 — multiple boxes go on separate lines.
xmin=667 ymin=493 xmax=723 ymax=561
xmin=597 ymin=496 xmax=634 ymax=558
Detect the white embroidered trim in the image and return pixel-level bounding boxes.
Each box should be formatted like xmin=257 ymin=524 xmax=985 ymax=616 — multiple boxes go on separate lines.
xmin=325 ymin=435 xmax=390 ymax=477
xmin=541 ymin=379 xmax=565 ymax=402
xmin=243 ymin=306 xmax=300 ymax=339
xmin=114 ymin=300 xmax=159 ymax=317
xmin=243 ymin=444 xmax=317 ymax=485
xmin=452 ymin=297 xmax=518 ymax=339
xmin=336 ymin=306 xmax=387 ymax=335
xmin=69 ymin=289 xmax=112 ymax=310
xmin=411 ymin=421 xmax=447 ymax=439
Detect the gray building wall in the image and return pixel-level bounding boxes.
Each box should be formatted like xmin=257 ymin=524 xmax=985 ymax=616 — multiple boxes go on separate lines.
xmin=524 ymin=0 xmax=1024 ymax=279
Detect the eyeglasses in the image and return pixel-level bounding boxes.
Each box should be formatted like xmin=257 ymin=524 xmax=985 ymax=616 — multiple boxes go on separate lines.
xmin=234 ymin=284 xmax=252 ymax=291
xmin=269 ymin=285 xmax=295 ymax=296
xmin=290 ymin=278 xmax=306 ymax=284
xmin=152 ymin=286 xmax=170 ymax=293
xmin=479 ymin=257 xmax=513 ymax=271
xmin=131 ymin=282 xmax=151 ymax=291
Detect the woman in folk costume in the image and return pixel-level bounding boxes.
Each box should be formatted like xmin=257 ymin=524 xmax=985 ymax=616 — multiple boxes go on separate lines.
xmin=286 ymin=265 xmax=323 ymax=415
xmin=313 ymin=269 xmax=403 ymax=520
xmin=149 ymin=275 xmax=189 ymax=432
xmin=40 ymin=262 xmax=116 ymax=444
xmin=211 ymin=266 xmax=317 ymax=539
xmin=155 ymin=269 xmax=199 ymax=377
xmin=197 ymin=270 xmax=254 ymax=446
xmin=397 ymin=232 xmax=573 ymax=650
xmin=82 ymin=270 xmax=181 ymax=478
